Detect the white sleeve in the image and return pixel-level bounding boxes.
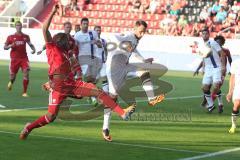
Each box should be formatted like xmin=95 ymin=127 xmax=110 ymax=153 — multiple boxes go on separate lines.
xmin=92 ymin=30 xmax=99 ymax=40
xmin=211 ymin=40 xmax=222 ymax=53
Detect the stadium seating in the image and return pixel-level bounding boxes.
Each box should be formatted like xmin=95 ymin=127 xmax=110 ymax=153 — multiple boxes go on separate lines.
xmin=31 ymin=0 xmax=239 ymax=37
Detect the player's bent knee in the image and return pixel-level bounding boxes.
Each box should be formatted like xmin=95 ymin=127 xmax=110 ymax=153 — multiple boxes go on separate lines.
xmin=234 ymin=100 xmax=240 ymax=109
xmin=140 ymin=71 xmax=150 ymax=81
xmin=46 ymin=112 xmax=57 ymax=122
xmin=202 ymin=85 xmax=210 ymax=92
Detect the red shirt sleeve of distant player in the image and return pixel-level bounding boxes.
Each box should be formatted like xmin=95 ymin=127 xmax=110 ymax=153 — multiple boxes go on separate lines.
xmin=5 ymin=35 xmax=12 ymax=45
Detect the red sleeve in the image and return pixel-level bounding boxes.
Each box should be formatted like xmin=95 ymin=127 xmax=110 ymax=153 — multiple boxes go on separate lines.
xmin=5 ymin=35 xmax=12 ymax=45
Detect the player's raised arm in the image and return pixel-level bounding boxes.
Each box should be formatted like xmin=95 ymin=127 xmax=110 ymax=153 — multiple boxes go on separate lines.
xmin=42 ymin=5 xmax=58 ymax=43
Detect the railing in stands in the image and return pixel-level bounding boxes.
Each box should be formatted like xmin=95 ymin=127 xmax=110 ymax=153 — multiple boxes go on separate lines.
xmin=0 ymin=16 xmax=42 ymax=28
xmin=217 ymin=25 xmax=238 ymax=38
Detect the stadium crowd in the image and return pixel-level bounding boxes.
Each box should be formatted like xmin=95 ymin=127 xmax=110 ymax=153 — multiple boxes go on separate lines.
xmin=55 ymin=0 xmax=240 ymax=38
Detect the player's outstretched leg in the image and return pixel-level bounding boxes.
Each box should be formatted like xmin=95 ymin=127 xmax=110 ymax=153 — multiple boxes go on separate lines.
xmin=74 ymin=82 xmax=136 ymax=120
xmin=101 ymin=80 xmax=112 ymax=141
xmin=102 ymin=108 xmax=112 ymax=142
xmin=139 ymin=72 xmax=165 ymax=106
xmin=19 ymin=112 xmax=55 ymax=140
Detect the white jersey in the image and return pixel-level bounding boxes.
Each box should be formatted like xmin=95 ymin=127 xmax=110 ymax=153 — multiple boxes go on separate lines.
xmin=96 ymin=38 xmax=107 ymax=62
xmin=74 ymin=30 xmax=99 ymax=57
xmin=230 ymin=59 xmax=240 ymax=101
xmin=231 ymin=59 xmax=240 ymax=89
xmin=203 ymin=39 xmax=222 ymax=69
xmin=106 ymin=32 xmax=144 ymax=65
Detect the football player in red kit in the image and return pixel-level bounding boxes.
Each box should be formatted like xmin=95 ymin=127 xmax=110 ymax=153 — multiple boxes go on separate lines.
xmin=19 ymin=5 xmax=135 ymax=140
xmin=4 ymin=21 xmax=36 ymax=97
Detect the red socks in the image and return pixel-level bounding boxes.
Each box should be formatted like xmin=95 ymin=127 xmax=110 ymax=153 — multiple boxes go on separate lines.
xmin=27 ymin=115 xmax=50 ymax=132
xmin=98 ymin=92 xmax=125 ymax=116
xmin=23 ymin=79 xmax=29 ymax=93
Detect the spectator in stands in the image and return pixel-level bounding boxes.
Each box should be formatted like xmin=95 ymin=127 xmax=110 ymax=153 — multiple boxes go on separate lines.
xmin=59 ymin=0 xmax=70 ymax=16
xmin=146 ymin=0 xmax=158 ymax=14
xmin=199 ymin=6 xmax=210 ymax=23
xmin=169 ymin=0 xmax=181 ymax=16
xmin=79 ymin=0 xmax=86 ymax=11
xmin=70 ymin=0 xmax=79 ymax=11
xmin=140 ymin=0 xmax=150 ymax=13
xmin=162 ymin=0 xmax=172 ymax=14
xmin=210 ymin=1 xmax=221 ymax=16
xmin=228 ymin=0 xmax=234 ymax=6
xmin=215 ymin=6 xmax=228 ymax=23
xmin=232 ymin=0 xmax=240 ymax=14
xmin=160 ymin=14 xmax=176 ymax=35
xmin=190 ymin=23 xmax=201 ymax=37
xmin=178 ymin=15 xmax=187 ymax=28
xmin=222 ymin=9 xmax=237 ymax=29
xmin=130 ymin=0 xmax=141 ymax=13
xmin=227 ymin=9 xmax=238 ymax=24
xmin=181 ymin=22 xmax=193 ymax=36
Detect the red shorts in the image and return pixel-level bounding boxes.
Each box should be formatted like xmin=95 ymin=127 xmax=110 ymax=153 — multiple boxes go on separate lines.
xmin=48 ymin=80 xmax=97 ymax=114
xmin=10 ymin=58 xmax=30 ymax=74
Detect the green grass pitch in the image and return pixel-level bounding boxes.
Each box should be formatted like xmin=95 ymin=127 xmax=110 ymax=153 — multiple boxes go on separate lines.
xmin=0 ymin=60 xmax=239 ymax=160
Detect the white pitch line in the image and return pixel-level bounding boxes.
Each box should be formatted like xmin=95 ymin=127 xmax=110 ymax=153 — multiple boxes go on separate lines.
xmin=0 ymin=95 xmax=204 ymax=113
xmin=0 ymin=130 xmax=206 ymax=154
xmin=179 ymin=147 xmax=240 ymax=160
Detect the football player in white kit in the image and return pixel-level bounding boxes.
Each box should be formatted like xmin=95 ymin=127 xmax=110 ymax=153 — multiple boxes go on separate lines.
xmin=94 ymin=25 xmax=108 ymax=93
xmin=101 ymin=20 xmax=165 ymax=141
xmin=197 ymin=28 xmax=226 ymax=113
xmin=227 ymin=59 xmax=240 ymax=134
xmin=74 ymin=17 xmax=102 ymax=104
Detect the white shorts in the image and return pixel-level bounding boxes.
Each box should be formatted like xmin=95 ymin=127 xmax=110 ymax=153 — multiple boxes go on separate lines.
xmin=78 ymin=55 xmax=102 ymax=79
xmin=98 ymin=63 xmax=107 ymax=78
xmin=233 ymin=86 xmax=240 ymax=101
xmin=202 ymin=67 xmax=222 ymax=85
xmin=106 ymin=54 xmax=147 ymax=96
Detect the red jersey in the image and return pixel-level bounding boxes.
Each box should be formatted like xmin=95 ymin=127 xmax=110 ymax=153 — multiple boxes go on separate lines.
xmin=5 ymin=33 xmax=30 ymax=59
xmin=68 ymin=35 xmax=78 ymax=57
xmin=45 ymin=42 xmax=72 ymax=76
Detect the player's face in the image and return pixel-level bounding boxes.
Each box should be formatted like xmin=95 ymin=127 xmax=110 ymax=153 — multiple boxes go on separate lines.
xmin=215 ymin=39 xmax=223 ymax=46
xmin=81 ymin=21 xmax=89 ymax=32
xmin=64 ymin=24 xmax=72 ymax=34
xmin=15 ymin=23 xmax=22 ymax=32
xmin=201 ymin=31 xmax=210 ymax=41
xmin=134 ymin=25 xmax=147 ymax=39
xmin=94 ymin=27 xmax=101 ymax=37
